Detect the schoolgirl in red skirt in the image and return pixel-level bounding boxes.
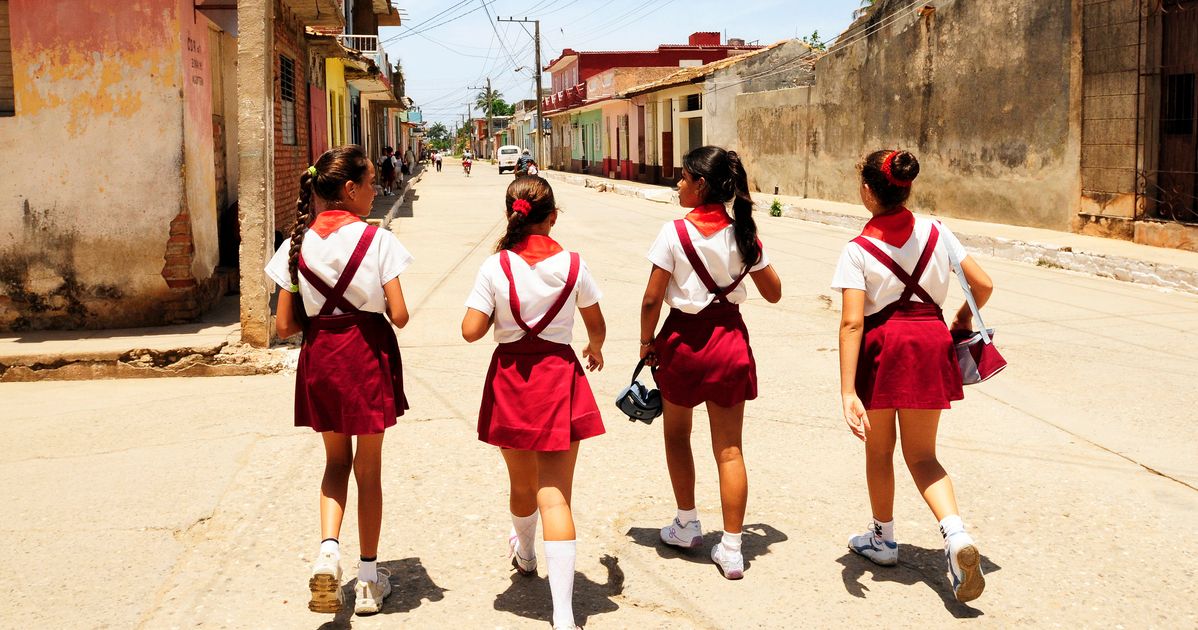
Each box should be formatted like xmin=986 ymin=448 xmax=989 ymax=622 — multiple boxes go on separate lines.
xmin=832 ymin=149 xmax=996 ymax=603
xmin=639 ymin=146 xmax=782 ymax=580
xmin=461 ymin=175 xmax=606 ymax=630
xmin=266 ymin=146 xmax=412 ymax=616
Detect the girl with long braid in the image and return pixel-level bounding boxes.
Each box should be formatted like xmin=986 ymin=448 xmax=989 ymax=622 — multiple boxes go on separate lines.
xmin=639 ymin=145 xmax=782 ymax=580
xmin=265 ymin=145 xmax=413 ymax=616
xmin=462 ymin=176 xmax=606 ymax=630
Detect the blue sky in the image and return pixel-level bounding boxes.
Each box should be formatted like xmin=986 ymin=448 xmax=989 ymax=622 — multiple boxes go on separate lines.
xmin=380 ymin=0 xmax=866 ymax=129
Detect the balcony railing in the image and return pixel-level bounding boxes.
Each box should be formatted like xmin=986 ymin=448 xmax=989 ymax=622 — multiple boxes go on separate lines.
xmin=340 ymin=34 xmax=379 ymax=55
xmin=543 ymin=83 xmax=587 ymax=112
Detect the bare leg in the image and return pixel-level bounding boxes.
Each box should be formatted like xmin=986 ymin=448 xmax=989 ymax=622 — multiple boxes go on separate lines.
xmin=706 ymin=401 xmax=747 ymax=534
xmin=864 ymin=409 xmax=898 ymax=522
xmin=661 ymin=399 xmax=696 ymax=511
xmin=897 ymin=409 xmax=960 ymax=521
xmin=536 ymin=442 xmax=580 ymax=541
xmin=500 ymin=448 xmax=540 ymax=518
xmin=352 ymin=433 xmax=386 ymax=558
xmin=320 ymin=432 xmax=354 ymax=541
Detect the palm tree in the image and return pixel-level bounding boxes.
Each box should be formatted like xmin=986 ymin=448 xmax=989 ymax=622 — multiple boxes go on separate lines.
xmin=853 ymin=0 xmax=875 ymax=19
xmin=475 ymin=87 xmax=504 ymax=116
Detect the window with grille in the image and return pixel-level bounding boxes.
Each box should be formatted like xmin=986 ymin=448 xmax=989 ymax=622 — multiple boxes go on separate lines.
xmin=280 ymin=55 xmax=296 ymax=145
xmin=1162 ymin=73 xmax=1195 ymax=136
xmin=0 ymin=0 xmax=13 ymax=116
xmin=684 ymin=93 xmax=702 ymax=112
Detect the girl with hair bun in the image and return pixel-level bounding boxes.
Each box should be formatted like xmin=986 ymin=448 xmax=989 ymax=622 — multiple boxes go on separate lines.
xmin=461 ymin=175 xmax=606 ymax=630
xmin=639 ymin=145 xmax=783 ymax=580
xmin=265 ymin=145 xmax=414 ymax=616
xmin=832 ymin=149 xmax=995 ymax=603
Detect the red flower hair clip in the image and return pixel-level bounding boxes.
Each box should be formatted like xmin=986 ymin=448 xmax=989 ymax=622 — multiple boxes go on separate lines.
xmin=512 ymin=199 xmax=532 ymax=215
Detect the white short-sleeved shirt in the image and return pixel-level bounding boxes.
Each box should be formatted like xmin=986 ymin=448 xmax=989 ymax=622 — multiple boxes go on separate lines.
xmin=465 ymin=250 xmax=602 ymax=345
xmin=830 ymin=217 xmax=968 ymax=316
xmin=265 ymin=222 xmax=414 ymax=316
xmin=646 ymin=220 xmax=770 ymax=314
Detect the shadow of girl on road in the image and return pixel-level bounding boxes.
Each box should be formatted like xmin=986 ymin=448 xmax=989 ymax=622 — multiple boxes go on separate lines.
xmin=493 ymin=554 xmax=624 ymax=627
xmin=837 ymin=545 xmax=1002 ymax=618
xmin=316 ymin=557 xmax=447 ymax=629
xmin=625 ymin=522 xmax=789 ymax=571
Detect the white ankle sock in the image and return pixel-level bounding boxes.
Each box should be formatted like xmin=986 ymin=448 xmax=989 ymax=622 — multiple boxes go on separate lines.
xmin=320 ymin=538 xmax=340 ymax=557
xmin=677 ymin=508 xmax=698 ymax=525
xmin=721 ymin=531 xmax=742 ymax=553
xmin=358 ymin=557 xmax=378 ymax=583
xmin=939 ymin=515 xmax=965 ymax=539
xmin=544 ymin=540 xmax=576 ymax=629
xmin=874 ymin=518 xmax=895 ymax=542
xmin=511 ymin=510 xmax=539 ymax=560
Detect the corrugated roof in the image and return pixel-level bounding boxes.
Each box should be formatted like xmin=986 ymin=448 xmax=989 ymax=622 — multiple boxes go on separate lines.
xmin=621 ymin=40 xmax=796 ymax=97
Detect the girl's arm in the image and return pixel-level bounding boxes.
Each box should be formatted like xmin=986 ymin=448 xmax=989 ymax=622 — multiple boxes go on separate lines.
xmin=461 ymin=308 xmax=492 ymax=342
xmin=750 ymin=265 xmax=782 ymax=303
xmin=838 ymin=288 xmax=869 ymax=441
xmin=382 ymin=278 xmax=409 ymax=329
xmin=275 ymin=289 xmax=302 ymax=339
xmin=579 ymin=303 xmax=606 ymax=372
xmin=639 ymin=266 xmax=671 ymax=364
xmin=950 ymin=257 xmax=994 ymax=332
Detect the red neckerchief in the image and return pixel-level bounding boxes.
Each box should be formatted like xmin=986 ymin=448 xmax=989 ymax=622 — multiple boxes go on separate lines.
xmin=684 ymin=203 xmax=733 ymax=238
xmin=510 ymin=235 xmax=564 ymax=266
xmin=861 ymin=207 xmax=915 ymax=247
xmin=309 ymin=210 xmax=364 ymax=238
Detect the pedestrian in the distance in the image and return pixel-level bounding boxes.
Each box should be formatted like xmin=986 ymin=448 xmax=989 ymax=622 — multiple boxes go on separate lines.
xmin=832 ymin=149 xmax=994 ymax=603
xmin=265 ymin=145 xmax=414 ymax=616
xmin=639 ymin=145 xmax=782 ymax=580
xmin=435 ymin=150 xmax=443 ymax=172
xmin=377 ymin=146 xmax=396 ymax=196
xmin=462 ymin=176 xmax=607 ymax=630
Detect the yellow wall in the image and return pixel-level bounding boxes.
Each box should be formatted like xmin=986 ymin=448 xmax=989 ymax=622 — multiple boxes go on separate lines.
xmin=325 ymin=59 xmax=348 ymax=147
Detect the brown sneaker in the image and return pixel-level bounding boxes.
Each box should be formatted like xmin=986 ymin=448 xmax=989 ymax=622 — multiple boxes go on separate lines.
xmin=308 ymin=551 xmax=344 ymax=613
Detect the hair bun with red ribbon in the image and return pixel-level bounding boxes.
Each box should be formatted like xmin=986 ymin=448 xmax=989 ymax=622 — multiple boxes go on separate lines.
xmin=881 ymin=150 xmax=915 ymax=188
xmin=511 ymin=198 xmax=532 ymax=216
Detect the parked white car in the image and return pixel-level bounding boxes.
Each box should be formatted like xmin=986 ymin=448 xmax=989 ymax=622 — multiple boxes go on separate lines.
xmin=497 ymin=145 xmax=522 ymax=173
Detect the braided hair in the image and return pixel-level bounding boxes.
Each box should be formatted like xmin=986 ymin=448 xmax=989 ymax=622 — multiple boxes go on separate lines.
xmin=286 ymin=145 xmax=371 ymax=286
xmin=682 ymin=145 xmax=761 ymax=267
xmin=495 ymin=175 xmax=557 ymax=252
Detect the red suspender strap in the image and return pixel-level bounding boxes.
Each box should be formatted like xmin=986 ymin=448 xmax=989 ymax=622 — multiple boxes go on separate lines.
xmin=499 ymin=251 xmax=581 ymax=337
xmin=849 ymin=223 xmax=939 ymax=305
xmin=673 ymin=219 xmax=752 ymax=303
xmin=297 ymin=224 xmax=378 ymax=316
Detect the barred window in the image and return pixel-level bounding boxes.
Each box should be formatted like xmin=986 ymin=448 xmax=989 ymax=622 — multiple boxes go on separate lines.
xmin=280 ymin=55 xmax=296 ymax=145
xmin=0 ymin=0 xmax=14 ymax=116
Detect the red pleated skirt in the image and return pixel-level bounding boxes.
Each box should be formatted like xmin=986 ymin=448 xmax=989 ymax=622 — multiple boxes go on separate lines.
xmin=477 ymin=335 xmax=605 ymax=452
xmin=654 ymin=302 xmax=758 ymax=409
xmin=295 ymin=312 xmax=408 ymax=435
xmin=857 ymin=302 xmax=964 ymax=410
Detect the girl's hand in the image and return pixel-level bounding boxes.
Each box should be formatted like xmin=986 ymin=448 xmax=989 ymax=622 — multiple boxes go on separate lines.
xmin=582 ymin=344 xmax=604 ymax=372
xmin=842 ymin=393 xmax=869 ymax=442
xmin=950 ymin=309 xmax=973 ymax=333
xmin=639 ymin=341 xmax=656 ymax=366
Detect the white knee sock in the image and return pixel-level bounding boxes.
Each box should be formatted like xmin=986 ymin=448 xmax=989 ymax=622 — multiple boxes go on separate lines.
xmin=512 ymin=510 xmax=539 ymax=560
xmin=544 ymin=540 xmax=576 ymax=628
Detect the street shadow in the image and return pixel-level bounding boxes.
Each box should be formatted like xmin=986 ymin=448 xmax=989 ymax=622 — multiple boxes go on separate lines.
xmin=625 ymin=522 xmax=788 ymax=570
xmin=837 ymin=545 xmax=1002 ymax=618
xmin=394 ymin=190 xmax=416 ymax=219
xmin=314 ymin=557 xmax=447 ymax=629
xmin=493 ymin=553 xmax=624 ymax=628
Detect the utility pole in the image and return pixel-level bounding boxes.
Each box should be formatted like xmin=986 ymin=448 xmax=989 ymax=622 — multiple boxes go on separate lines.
xmin=498 ymin=16 xmax=543 ymax=168
xmin=469 ymin=78 xmax=493 ymax=160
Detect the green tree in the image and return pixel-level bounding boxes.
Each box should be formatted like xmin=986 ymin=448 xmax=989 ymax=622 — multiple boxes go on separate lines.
xmin=475 ymin=89 xmax=514 ymax=117
xmin=426 ymin=122 xmax=450 ymax=149
xmin=801 ymin=29 xmax=826 ymax=51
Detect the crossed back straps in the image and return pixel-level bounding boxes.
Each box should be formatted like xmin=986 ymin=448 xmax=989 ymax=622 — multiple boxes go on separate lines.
xmin=297 ymin=224 xmax=378 ymax=316
xmin=673 ymin=219 xmax=755 ymax=304
xmin=850 ymin=223 xmax=940 ymax=305
xmin=498 ymin=250 xmax=581 ymax=337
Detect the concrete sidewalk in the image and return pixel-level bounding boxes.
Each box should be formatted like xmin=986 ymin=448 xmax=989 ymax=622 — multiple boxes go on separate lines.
xmin=542 ymin=169 xmax=1198 ymax=295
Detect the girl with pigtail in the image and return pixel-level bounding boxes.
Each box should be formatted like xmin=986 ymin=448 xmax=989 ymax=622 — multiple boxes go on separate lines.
xmin=462 ymin=175 xmax=606 ymax=630
xmin=833 ymin=150 xmax=993 ymax=602
xmin=265 ymin=145 xmax=414 ymax=616
xmin=639 ymin=145 xmax=782 ymax=580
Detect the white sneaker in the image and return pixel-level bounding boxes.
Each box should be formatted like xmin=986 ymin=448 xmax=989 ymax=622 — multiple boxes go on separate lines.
xmin=508 ymin=533 xmax=537 ymax=576
xmin=944 ymin=531 xmax=985 ymax=603
xmin=308 ymin=551 xmax=344 ymax=613
xmin=660 ymin=518 xmax=703 ymax=549
xmin=353 ymin=568 xmax=392 ymax=616
xmin=848 ymin=522 xmax=899 ymax=566
xmin=709 ymin=542 xmax=744 ymax=580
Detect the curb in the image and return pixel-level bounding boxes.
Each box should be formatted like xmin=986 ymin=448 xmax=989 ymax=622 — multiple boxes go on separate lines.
xmin=0 ymin=343 xmax=296 ymax=383
xmin=382 ymin=166 xmax=425 ymax=230
xmin=542 ymin=169 xmax=1198 ymax=296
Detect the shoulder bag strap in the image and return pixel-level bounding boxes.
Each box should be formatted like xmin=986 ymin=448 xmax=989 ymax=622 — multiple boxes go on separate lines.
xmin=942 ymin=226 xmax=992 ymax=344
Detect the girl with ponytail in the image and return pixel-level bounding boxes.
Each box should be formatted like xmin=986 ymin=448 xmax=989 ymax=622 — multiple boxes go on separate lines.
xmin=265 ymin=145 xmax=414 ymax=616
xmin=461 ymin=175 xmax=607 ymax=630
xmin=639 ymin=145 xmax=782 ymax=580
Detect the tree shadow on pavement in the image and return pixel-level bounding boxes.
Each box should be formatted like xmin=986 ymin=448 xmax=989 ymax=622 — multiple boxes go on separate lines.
xmin=625 ymin=522 xmax=789 ymax=571
xmin=315 ymin=557 xmax=447 ymax=629
xmin=837 ymin=545 xmax=1001 ymax=618
xmin=493 ymin=553 xmax=624 ymax=628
